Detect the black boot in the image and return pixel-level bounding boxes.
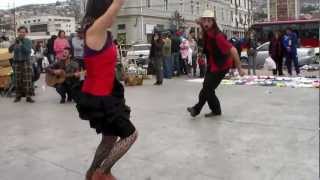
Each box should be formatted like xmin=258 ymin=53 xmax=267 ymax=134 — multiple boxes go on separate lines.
xmin=204 ymin=112 xmax=221 ymax=118
xmin=26 ymin=97 xmax=35 ymax=103
xmin=60 ymin=96 xmax=66 ymax=104
xmin=187 ymin=107 xmax=200 ymax=117
xmin=14 ymin=97 xmax=21 ymax=103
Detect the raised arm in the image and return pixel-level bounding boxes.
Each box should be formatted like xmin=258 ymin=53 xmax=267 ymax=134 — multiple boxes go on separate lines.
xmin=86 ymin=0 xmax=125 ymax=50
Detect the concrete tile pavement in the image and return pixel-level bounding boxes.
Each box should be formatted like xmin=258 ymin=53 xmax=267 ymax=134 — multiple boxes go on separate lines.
xmin=0 ymin=76 xmax=318 ymax=180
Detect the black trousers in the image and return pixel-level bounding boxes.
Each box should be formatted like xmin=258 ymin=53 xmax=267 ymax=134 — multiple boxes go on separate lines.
xmin=272 ymin=56 xmax=283 ymax=76
xmin=193 ymin=70 xmax=228 ymax=114
xmin=55 ymin=82 xmax=73 ymax=100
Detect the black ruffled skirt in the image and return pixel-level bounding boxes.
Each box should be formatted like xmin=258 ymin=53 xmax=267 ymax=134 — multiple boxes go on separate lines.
xmin=73 ymin=79 xmax=135 ymax=138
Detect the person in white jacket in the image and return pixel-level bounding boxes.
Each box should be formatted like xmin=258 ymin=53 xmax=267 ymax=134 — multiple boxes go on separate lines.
xmin=180 ymin=38 xmax=193 ymax=77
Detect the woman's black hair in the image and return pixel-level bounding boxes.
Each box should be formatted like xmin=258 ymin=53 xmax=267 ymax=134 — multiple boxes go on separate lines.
xmin=82 ymin=0 xmax=113 ymax=27
xmin=57 ymin=30 xmax=65 ymax=38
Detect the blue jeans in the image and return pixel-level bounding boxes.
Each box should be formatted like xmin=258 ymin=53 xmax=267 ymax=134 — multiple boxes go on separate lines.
xmin=163 ymin=56 xmax=173 ymax=79
xmin=286 ymin=53 xmax=300 ymax=75
xmin=172 ymin=52 xmax=181 ymax=76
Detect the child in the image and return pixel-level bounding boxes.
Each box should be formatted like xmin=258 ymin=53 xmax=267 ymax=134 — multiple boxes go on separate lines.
xmin=197 ymin=52 xmax=206 ymax=78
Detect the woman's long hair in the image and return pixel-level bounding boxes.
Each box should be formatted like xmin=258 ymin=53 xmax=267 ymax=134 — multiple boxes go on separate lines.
xmin=201 ymin=18 xmax=221 ymax=45
xmin=82 ymin=0 xmax=113 ymax=29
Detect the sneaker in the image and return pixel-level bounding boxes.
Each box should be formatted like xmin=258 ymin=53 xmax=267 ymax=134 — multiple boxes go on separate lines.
xmin=204 ymin=112 xmax=221 ymax=118
xmin=13 ymin=97 xmax=21 ymax=103
xmin=187 ymin=107 xmax=199 ymax=117
xmin=26 ymin=97 xmax=35 ymax=103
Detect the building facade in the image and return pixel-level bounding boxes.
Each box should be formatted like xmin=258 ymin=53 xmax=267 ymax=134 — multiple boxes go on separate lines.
xmin=267 ymin=0 xmax=300 ymax=21
xmin=110 ymin=0 xmax=253 ymax=44
xmin=16 ymin=16 xmax=76 ymax=38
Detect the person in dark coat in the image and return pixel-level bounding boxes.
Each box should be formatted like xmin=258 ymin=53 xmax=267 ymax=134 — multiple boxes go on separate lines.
xmin=149 ymin=32 xmax=164 ymax=85
xmin=269 ymin=31 xmax=285 ymax=76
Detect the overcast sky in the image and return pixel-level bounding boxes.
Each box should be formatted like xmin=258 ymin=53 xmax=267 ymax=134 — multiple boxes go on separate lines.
xmin=0 ymin=0 xmax=58 ymax=9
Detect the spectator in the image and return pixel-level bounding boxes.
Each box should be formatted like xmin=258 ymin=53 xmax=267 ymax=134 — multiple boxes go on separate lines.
xmin=149 ymin=32 xmax=164 ymax=85
xmin=71 ymin=28 xmax=85 ymax=70
xmin=162 ymin=33 xmax=173 ymax=79
xmin=171 ymin=30 xmax=181 ymax=76
xmin=54 ymin=30 xmax=70 ymax=61
xmin=189 ymin=30 xmax=198 ymax=77
xmin=283 ymin=28 xmax=300 ymax=76
xmin=34 ymin=42 xmax=45 ymax=73
xmin=246 ymin=29 xmax=258 ymax=76
xmin=9 ymin=26 xmax=35 ymax=103
xmin=46 ymin=35 xmax=57 ymax=64
xmin=269 ymin=31 xmax=285 ymax=76
xmin=180 ymin=38 xmax=192 ymax=77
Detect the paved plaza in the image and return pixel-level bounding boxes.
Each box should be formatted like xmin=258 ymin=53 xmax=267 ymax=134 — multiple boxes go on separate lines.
xmin=0 ymin=76 xmax=318 ymax=180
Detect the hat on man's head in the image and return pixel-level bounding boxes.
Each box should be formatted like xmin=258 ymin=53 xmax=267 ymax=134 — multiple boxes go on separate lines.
xmin=201 ymin=10 xmax=215 ymax=18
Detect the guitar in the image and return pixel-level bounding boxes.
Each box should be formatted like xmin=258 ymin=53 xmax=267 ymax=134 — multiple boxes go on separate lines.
xmin=46 ymin=70 xmax=85 ymax=87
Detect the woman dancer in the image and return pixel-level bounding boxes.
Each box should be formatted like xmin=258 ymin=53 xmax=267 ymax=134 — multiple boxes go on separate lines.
xmin=75 ymin=0 xmax=138 ymax=179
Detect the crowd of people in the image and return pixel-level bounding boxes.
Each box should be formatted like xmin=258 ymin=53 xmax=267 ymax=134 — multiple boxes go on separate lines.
xmin=6 ymin=27 xmax=85 ymax=103
xmin=149 ymin=27 xmax=207 ymax=85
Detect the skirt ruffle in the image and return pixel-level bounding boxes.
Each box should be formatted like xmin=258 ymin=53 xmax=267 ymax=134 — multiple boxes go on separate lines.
xmin=72 ymin=80 xmax=135 ymax=137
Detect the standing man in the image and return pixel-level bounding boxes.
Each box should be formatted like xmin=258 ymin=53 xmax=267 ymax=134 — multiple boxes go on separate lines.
xmin=162 ymin=33 xmax=172 ymax=79
xmin=187 ymin=10 xmax=245 ymax=117
xmin=171 ymin=31 xmax=181 ymax=76
xmin=283 ymin=28 xmax=300 ymax=76
xmin=46 ymin=35 xmax=57 ymax=64
xmin=149 ymin=32 xmax=164 ymax=85
xmin=71 ymin=28 xmax=85 ymax=70
xmin=9 ymin=26 xmax=35 ymax=103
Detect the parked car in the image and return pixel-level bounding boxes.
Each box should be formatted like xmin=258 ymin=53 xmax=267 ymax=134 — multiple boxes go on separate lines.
xmin=126 ymin=43 xmax=151 ymax=66
xmin=240 ymin=42 xmax=316 ymax=68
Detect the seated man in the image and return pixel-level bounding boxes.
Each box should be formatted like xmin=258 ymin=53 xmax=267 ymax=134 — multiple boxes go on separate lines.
xmin=46 ymin=47 xmax=80 ymax=103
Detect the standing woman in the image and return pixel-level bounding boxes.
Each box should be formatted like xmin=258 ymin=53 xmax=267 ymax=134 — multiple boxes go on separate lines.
xmin=74 ymin=0 xmax=138 ymax=179
xmin=54 ymin=30 xmax=70 ymax=61
xmin=188 ymin=30 xmax=198 ymax=77
xmin=269 ymin=31 xmax=285 ymax=76
xmin=149 ymin=32 xmax=164 ymax=85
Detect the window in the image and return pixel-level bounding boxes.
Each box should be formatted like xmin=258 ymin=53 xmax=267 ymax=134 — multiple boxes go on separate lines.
xmin=30 ymin=24 xmax=48 ymax=33
xmin=231 ymin=11 xmax=233 ymax=22
xmin=146 ymin=0 xmax=151 ymax=8
xmin=24 ymin=21 xmax=27 ymax=24
xmin=222 ymin=9 xmax=224 ymax=21
xmin=49 ymin=18 xmax=52 ymax=21
xmin=33 ymin=20 xmax=36 ymax=23
xmin=118 ymin=24 xmax=126 ymax=30
xmin=38 ymin=19 xmax=40 ymax=22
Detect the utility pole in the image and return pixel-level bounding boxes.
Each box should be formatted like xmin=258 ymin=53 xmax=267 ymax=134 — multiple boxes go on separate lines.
xmin=140 ymin=0 xmax=144 ymax=42
xmin=13 ymin=0 xmax=16 ymax=38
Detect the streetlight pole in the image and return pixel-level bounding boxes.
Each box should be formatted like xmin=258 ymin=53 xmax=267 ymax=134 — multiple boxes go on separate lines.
xmin=140 ymin=0 xmax=144 ymax=42
xmin=13 ymin=0 xmax=16 ymax=38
